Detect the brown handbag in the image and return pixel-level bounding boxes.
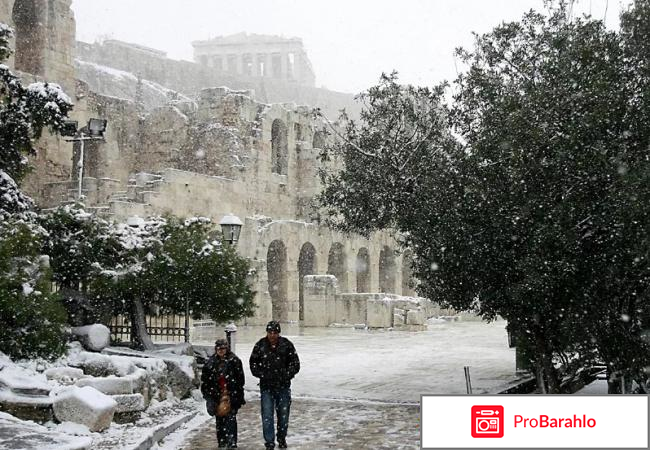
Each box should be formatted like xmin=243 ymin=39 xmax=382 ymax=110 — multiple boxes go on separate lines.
xmin=216 ymin=387 xmax=231 ymax=417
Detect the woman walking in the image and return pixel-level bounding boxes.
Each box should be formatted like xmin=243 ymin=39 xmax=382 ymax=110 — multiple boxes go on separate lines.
xmin=201 ymin=338 xmax=246 ymax=448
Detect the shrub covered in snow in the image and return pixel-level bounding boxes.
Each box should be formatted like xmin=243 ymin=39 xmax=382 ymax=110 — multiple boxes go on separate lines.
xmin=0 ymin=220 xmax=68 ymax=360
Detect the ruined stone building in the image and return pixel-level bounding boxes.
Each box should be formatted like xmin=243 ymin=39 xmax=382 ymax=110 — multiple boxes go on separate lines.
xmin=0 ymin=0 xmax=431 ymax=328
xmin=192 ymin=33 xmax=316 ymax=87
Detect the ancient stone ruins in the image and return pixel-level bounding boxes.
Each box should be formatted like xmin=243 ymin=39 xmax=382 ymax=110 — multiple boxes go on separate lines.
xmin=0 ymin=0 xmax=432 ymax=328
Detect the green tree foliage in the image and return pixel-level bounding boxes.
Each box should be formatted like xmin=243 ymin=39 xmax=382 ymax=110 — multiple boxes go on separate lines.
xmin=148 ymin=217 xmax=256 ymax=323
xmin=0 ymin=23 xmax=72 ymax=360
xmin=318 ymin=3 xmax=650 ymax=393
xmin=49 ymin=213 xmax=257 ymax=350
xmin=39 ymin=205 xmax=120 ymax=325
xmin=0 ymin=221 xmax=67 ymax=360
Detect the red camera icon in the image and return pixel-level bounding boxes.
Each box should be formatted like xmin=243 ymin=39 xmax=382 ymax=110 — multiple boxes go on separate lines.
xmin=471 ymin=405 xmax=504 ymax=438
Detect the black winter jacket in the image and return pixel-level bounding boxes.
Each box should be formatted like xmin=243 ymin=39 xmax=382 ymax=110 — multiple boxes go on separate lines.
xmin=201 ymin=352 xmax=246 ymax=410
xmin=249 ymin=336 xmax=300 ymax=389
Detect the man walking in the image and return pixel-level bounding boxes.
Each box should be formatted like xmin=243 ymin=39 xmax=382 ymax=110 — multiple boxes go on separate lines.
xmin=249 ymin=321 xmax=300 ymax=449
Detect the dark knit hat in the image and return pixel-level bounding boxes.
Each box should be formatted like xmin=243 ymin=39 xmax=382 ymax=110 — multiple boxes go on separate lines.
xmin=266 ymin=320 xmax=281 ymax=333
xmin=214 ymin=338 xmax=229 ymax=348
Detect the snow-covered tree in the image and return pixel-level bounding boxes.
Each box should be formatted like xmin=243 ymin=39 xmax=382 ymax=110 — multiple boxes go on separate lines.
xmin=39 ymin=204 xmax=120 ymax=325
xmin=0 ymin=23 xmax=73 ymax=360
xmin=0 ymin=24 xmax=73 ymax=183
xmin=87 ymin=215 xmax=256 ymax=350
xmin=318 ymin=3 xmax=650 ymax=393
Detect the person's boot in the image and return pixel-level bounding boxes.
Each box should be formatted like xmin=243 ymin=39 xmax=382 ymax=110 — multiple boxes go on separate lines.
xmin=265 ymin=443 xmax=275 ymax=449
xmin=278 ymin=438 xmax=287 ymax=448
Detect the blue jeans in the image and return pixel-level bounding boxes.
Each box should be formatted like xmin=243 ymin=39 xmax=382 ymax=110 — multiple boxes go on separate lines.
xmin=260 ymin=387 xmax=291 ymax=446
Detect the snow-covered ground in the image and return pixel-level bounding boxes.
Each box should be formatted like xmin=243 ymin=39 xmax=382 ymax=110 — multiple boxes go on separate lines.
xmin=0 ymin=320 xmax=520 ymax=449
xmin=194 ymin=319 xmax=517 ymax=403
xmin=158 ymin=319 xmax=518 ymax=449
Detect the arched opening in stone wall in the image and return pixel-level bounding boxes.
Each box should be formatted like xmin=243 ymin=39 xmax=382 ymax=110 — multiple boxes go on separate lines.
xmin=379 ymin=246 xmax=396 ymax=293
xmin=356 ymin=248 xmax=370 ymax=293
xmin=267 ymin=240 xmax=288 ymax=321
xmin=327 ymin=242 xmax=347 ymax=292
xmin=298 ymin=242 xmax=317 ymax=321
xmin=312 ymin=130 xmax=325 ymax=150
xmin=12 ymin=0 xmax=46 ymax=76
xmin=401 ymin=250 xmax=415 ymax=296
xmin=271 ymin=119 xmax=288 ymax=175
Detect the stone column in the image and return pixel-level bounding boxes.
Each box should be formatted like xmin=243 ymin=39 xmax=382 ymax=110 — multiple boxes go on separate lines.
xmin=251 ymin=53 xmax=259 ymax=77
xmin=236 ymin=54 xmax=244 ymax=75
xmin=280 ymin=52 xmax=288 ymax=81
xmin=264 ymin=53 xmax=273 ymax=78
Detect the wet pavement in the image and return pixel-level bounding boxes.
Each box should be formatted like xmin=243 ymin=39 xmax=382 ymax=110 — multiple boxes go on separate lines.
xmin=183 ymin=396 xmax=420 ymax=450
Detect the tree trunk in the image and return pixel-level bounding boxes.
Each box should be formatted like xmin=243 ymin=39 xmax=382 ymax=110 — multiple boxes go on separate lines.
xmin=130 ymin=298 xmax=155 ymax=351
xmin=534 ymin=328 xmax=561 ymax=393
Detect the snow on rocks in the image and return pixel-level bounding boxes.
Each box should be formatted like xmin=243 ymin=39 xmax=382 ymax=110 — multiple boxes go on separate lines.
xmin=111 ymin=393 xmax=146 ymax=423
xmin=67 ymin=345 xmax=137 ymax=377
xmin=0 ymin=363 xmax=51 ymax=396
xmin=0 ymin=411 xmax=92 ymax=450
xmin=71 ymin=324 xmax=111 ymax=352
xmin=75 ymin=368 xmax=148 ymax=396
xmin=0 ymin=361 xmax=54 ymax=422
xmin=53 ymin=386 xmax=117 ymax=432
xmin=44 ymin=367 xmax=87 ymax=385
xmin=103 ymin=346 xmax=198 ymax=399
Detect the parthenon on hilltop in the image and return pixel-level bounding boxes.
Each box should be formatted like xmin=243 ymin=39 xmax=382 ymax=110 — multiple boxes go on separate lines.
xmin=192 ymin=33 xmax=316 ymax=87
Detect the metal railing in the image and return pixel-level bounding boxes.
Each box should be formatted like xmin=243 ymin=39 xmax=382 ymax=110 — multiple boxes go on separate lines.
xmin=109 ymin=314 xmax=188 ymax=344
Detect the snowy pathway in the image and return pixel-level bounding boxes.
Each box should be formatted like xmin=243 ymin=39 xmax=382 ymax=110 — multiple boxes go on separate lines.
xmin=170 ymin=319 xmax=516 ymax=449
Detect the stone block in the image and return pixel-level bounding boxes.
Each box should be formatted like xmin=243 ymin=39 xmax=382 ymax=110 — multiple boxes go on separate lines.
xmin=367 ymin=298 xmax=393 ymax=328
xmin=393 ymin=313 xmax=405 ymax=326
xmin=303 ymin=275 xmax=339 ymax=326
xmin=406 ymin=309 xmax=425 ymax=326
xmin=75 ymin=368 xmax=148 ymax=396
xmin=0 ymin=391 xmax=54 ymax=423
xmin=44 ymin=367 xmax=87 ymax=385
xmin=71 ymin=324 xmax=111 ymax=352
xmin=53 ymin=386 xmax=117 ymax=432
xmin=112 ymin=393 xmax=145 ymax=413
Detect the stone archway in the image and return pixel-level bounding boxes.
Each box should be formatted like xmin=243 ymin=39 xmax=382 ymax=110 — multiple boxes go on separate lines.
xmin=327 ymin=242 xmax=347 ymax=292
xmin=312 ymin=130 xmax=325 ymax=150
xmin=298 ymin=242 xmax=317 ymax=321
xmin=356 ymin=248 xmax=370 ymax=293
xmin=379 ymin=246 xmax=396 ymax=294
xmin=12 ymin=0 xmax=46 ymax=76
xmin=271 ymin=119 xmax=288 ymax=175
xmin=267 ymin=239 xmax=288 ymax=321
xmin=401 ymin=250 xmax=415 ymax=296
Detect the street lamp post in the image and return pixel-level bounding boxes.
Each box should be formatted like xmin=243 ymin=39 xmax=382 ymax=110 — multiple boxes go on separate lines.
xmin=63 ymin=118 xmax=108 ymax=200
xmin=219 ymin=214 xmax=244 ymax=335
xmin=219 ymin=213 xmax=243 ymax=246
xmin=225 ymin=323 xmax=237 ymax=352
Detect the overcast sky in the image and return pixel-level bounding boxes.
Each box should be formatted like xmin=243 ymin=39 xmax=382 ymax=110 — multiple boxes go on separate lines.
xmin=71 ymin=0 xmax=629 ymax=94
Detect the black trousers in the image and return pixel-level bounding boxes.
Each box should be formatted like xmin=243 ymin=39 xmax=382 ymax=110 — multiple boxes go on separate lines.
xmin=216 ymin=411 xmax=238 ymax=448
